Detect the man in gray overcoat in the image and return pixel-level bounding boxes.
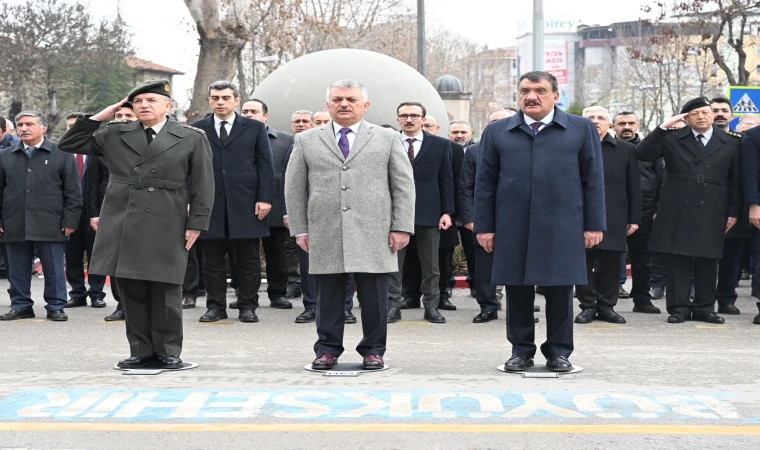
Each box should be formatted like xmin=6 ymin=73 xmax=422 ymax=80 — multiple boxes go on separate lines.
xmin=59 ymin=80 xmax=215 ymax=370
xmin=285 ymin=79 xmax=415 ymax=371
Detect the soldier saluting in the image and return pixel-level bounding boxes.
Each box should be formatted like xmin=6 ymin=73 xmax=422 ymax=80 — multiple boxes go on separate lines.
xmin=636 ymin=97 xmax=742 ymax=325
xmin=59 ymin=80 xmax=215 ymax=370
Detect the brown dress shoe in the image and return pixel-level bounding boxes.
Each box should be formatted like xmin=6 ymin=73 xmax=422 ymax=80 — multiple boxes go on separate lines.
xmin=311 ymin=353 xmax=338 ymax=370
xmin=182 ymin=297 xmax=196 ymax=309
xmin=361 ymin=354 xmax=384 ymax=370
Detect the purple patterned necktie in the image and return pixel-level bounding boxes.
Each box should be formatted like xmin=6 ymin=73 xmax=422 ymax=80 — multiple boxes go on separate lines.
xmin=530 ymin=122 xmax=542 ymax=135
xmin=338 ymin=127 xmax=351 ymax=158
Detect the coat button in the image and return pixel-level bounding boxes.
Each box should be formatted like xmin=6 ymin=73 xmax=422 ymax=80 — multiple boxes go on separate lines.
xmin=685 ymin=199 xmax=690 ymax=203
xmin=25 ymin=189 xmax=30 ymax=193
xmin=151 ymin=168 xmax=157 ymax=173
xmin=205 ymin=208 xmax=210 ymax=213
xmin=27 ymin=168 xmax=31 ymax=172
xmin=25 ymin=209 xmax=30 ymax=213
xmin=700 ymin=201 xmax=705 ymax=205
xmin=690 ymin=164 xmax=695 ymax=168
xmin=341 ymin=186 xmax=347 ymax=191
xmin=688 ymin=181 xmax=692 ymax=185
xmin=128 ymin=204 xmax=135 ymax=210
xmin=134 ymin=167 xmax=140 ymax=171
xmin=342 ymin=166 xmax=347 ymax=171
xmin=131 ymin=187 xmax=137 ymax=191
xmin=148 ymin=187 xmax=154 ymax=192
xmin=145 ymin=207 xmax=151 ymax=212
xmin=222 ymin=170 xmax=227 ymax=174
xmin=706 ymin=165 xmax=711 ymax=169
xmin=342 ymin=206 xmax=348 ymax=211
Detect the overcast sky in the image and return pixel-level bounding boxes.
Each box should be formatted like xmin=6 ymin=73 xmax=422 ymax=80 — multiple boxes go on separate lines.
xmin=15 ymin=0 xmax=655 ymax=106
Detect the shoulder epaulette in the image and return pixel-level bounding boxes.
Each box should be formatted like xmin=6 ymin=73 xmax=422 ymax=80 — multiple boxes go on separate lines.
xmin=728 ymin=130 xmax=742 ymax=138
xmin=184 ymin=125 xmax=206 ymax=135
xmin=667 ymin=127 xmax=680 ymax=130
xmin=107 ymin=120 xmax=128 ymax=125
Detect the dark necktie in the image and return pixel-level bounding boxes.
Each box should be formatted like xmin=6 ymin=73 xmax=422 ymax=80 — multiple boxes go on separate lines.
xmin=220 ymin=121 xmax=229 ymax=146
xmin=145 ymin=127 xmax=155 ymax=145
xmin=696 ymin=134 xmax=706 ymax=148
xmin=26 ymin=147 xmax=35 ymax=158
xmin=76 ymin=154 xmax=85 ymax=179
xmin=338 ymin=128 xmax=351 ymax=159
xmin=530 ymin=122 xmax=542 ymax=135
xmin=407 ymin=138 xmax=415 ymax=163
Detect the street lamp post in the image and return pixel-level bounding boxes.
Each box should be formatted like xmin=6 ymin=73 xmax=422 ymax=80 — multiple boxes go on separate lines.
xmin=417 ymin=0 xmax=426 ymax=77
xmin=532 ymin=0 xmax=544 ymax=71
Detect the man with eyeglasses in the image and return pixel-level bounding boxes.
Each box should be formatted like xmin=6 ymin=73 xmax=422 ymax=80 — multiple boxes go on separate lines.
xmin=387 ymin=102 xmax=455 ymax=324
xmin=312 ymin=110 xmax=331 ymax=127
xmin=423 ymin=116 xmax=440 ymax=135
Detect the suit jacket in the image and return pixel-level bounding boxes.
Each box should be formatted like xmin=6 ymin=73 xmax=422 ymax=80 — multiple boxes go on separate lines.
xmin=267 ymin=126 xmax=294 ymax=228
xmin=0 ymin=138 xmax=82 ymax=242
xmin=458 ymin=142 xmax=479 ymax=226
xmin=403 ymin=130 xmax=455 ymax=227
xmin=474 ymin=108 xmax=606 ymax=286
xmin=592 ymin=134 xmax=641 ymax=252
xmin=440 ymin=141 xmax=463 ymax=248
xmin=285 ymin=120 xmax=415 ymax=274
xmin=58 ymin=117 xmax=215 ymax=285
xmin=192 ymin=113 xmax=275 ymax=239
xmin=638 ymin=125 xmax=741 ymax=258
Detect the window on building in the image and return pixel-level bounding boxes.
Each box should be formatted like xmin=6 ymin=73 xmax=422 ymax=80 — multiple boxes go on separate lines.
xmin=755 ymin=45 xmax=760 ymax=55
xmin=756 ymin=64 xmax=760 ymax=75
xmin=585 ymin=47 xmax=604 ymax=66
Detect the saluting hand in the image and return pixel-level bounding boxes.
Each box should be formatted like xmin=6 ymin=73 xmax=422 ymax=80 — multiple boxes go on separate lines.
xmin=389 ymin=231 xmax=410 ymax=254
xmin=726 ymin=217 xmax=737 ymax=233
xmin=91 ymin=97 xmax=129 ymax=122
xmin=750 ymin=205 xmax=760 ymax=229
xmin=185 ymin=229 xmax=200 ymax=250
xmin=439 ymin=214 xmax=452 ymax=230
xmin=255 ymin=202 xmax=272 ymax=220
xmin=659 ymin=113 xmax=688 ymax=130
xmin=584 ymin=231 xmax=603 ymax=248
xmin=626 ymin=224 xmax=638 ymax=236
xmin=477 ymin=232 xmax=495 ymax=253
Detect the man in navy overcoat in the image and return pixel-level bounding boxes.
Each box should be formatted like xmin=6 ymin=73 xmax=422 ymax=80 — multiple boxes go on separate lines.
xmin=474 ymin=71 xmax=606 ymax=372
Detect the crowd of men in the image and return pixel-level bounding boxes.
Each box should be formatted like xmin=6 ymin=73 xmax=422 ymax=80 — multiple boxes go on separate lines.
xmin=1 ymin=69 xmax=759 ymax=373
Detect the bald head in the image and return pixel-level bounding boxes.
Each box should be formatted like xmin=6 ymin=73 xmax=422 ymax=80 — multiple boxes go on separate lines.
xmin=423 ymin=115 xmax=440 ymax=135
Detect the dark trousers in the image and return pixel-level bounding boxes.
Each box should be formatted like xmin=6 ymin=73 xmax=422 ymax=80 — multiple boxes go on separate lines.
xmin=505 ymin=285 xmax=573 ymax=359
xmin=201 ymin=239 xmax=261 ymax=310
xmin=261 ymin=226 xmax=289 ymax=300
xmin=65 ymin=215 xmax=106 ymax=301
xmin=458 ymin=226 xmax=475 ymax=286
xmin=285 ymin=236 xmax=300 ymax=289
xmin=111 ymin=276 xmax=122 ymax=305
xmin=300 ymin=248 xmax=353 ymax=311
xmin=389 ymin=226 xmax=440 ymax=308
xmin=115 ymin=278 xmax=182 ymax=358
xmin=619 ymin=253 xmax=627 ymax=285
xmin=627 ymin=216 xmax=654 ymax=305
xmin=439 ymin=247 xmax=455 ymax=293
xmin=7 ymin=241 xmax=67 ymax=311
xmin=401 ymin=247 xmax=422 ymax=300
xmin=751 ymin=227 xmax=760 ymax=298
xmin=474 ymin=242 xmax=499 ymax=313
xmin=664 ymin=254 xmax=718 ymax=315
xmin=577 ymin=249 xmax=622 ymax=310
xmin=226 ymin=241 xmax=238 ymax=289
xmin=717 ymin=239 xmax=744 ymax=306
xmin=651 ymin=252 xmax=667 ymax=289
xmin=182 ymin=245 xmax=199 ymax=299
xmin=313 ymin=272 xmax=389 ymax=357
xmin=0 ymin=243 xmax=7 ymax=277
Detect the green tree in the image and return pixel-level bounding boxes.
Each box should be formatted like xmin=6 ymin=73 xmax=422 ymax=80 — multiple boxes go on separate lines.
xmin=566 ymin=102 xmax=584 ymax=116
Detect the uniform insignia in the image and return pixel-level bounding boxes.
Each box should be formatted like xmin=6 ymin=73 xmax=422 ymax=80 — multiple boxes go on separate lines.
xmin=728 ymin=131 xmax=742 ymax=138
xmin=108 ymin=120 xmax=128 ymax=125
xmin=184 ymin=125 xmax=206 ymax=135
xmin=164 ymin=83 xmax=171 ymax=92
xmin=668 ymin=127 xmax=680 ymax=130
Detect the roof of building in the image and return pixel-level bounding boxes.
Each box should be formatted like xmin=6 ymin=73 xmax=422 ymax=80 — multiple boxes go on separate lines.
xmin=126 ymin=56 xmax=185 ymax=75
xmin=434 ymin=74 xmax=464 ymax=93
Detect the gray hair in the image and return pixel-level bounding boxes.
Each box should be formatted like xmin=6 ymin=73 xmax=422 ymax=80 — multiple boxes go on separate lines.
xmin=449 ymin=120 xmax=471 ymax=130
xmin=208 ymin=80 xmax=240 ymax=99
xmin=5 ymin=119 xmax=13 ymax=130
xmin=291 ymin=110 xmax=314 ymax=119
xmin=326 ymin=79 xmax=368 ymax=102
xmin=312 ymin=109 xmax=329 ymax=119
xmin=486 ymin=108 xmax=509 ymax=122
xmin=582 ymin=106 xmax=611 ymax=122
xmin=739 ymin=114 xmax=760 ymax=124
xmin=15 ymin=110 xmax=47 ymax=127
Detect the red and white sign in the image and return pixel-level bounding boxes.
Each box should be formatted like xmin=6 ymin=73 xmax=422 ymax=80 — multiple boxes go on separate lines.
xmin=545 ymin=42 xmax=568 ymax=85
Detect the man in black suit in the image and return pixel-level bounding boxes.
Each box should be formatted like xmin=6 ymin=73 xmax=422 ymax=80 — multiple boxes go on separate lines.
xmin=63 ymin=112 xmax=107 ymax=310
xmin=86 ymin=103 xmax=137 ymax=321
xmin=388 ymin=102 xmax=455 ymax=324
xmin=459 ymin=109 xmax=511 ymax=323
xmin=192 ymin=81 xmax=275 ymax=323
xmin=740 ymin=121 xmax=760 ymax=325
xmin=575 ymin=107 xmax=642 ymax=324
xmin=637 ymin=97 xmax=742 ymax=324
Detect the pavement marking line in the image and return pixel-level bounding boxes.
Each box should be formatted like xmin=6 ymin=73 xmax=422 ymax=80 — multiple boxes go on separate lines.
xmin=396 ymin=322 xmax=432 ymax=326
xmin=1 ymin=423 xmax=759 ymax=435
xmin=200 ymin=322 xmax=235 ymax=326
xmin=585 ymin=325 xmax=619 ymax=329
xmin=695 ymin=325 xmax=729 ymax=329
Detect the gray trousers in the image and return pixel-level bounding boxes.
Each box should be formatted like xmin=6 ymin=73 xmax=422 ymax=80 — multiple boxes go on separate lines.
xmin=116 ymin=278 xmax=183 ymax=358
xmin=388 ymin=225 xmax=440 ymax=308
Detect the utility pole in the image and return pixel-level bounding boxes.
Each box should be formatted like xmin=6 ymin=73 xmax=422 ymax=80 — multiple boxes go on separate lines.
xmin=532 ymin=0 xmax=544 ymax=71
xmin=417 ymin=0 xmax=426 ymax=76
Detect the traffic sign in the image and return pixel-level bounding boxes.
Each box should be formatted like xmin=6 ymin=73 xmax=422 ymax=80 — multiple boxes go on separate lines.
xmin=728 ymin=86 xmax=760 ymax=114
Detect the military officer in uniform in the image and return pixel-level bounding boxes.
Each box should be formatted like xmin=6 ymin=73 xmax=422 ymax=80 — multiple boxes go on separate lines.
xmin=637 ymin=97 xmax=742 ymax=324
xmin=59 ymin=80 xmax=215 ymax=369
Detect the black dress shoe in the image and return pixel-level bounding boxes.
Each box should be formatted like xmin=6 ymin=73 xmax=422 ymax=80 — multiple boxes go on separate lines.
xmin=469 ymin=288 xmax=476 ymax=298
xmin=104 ymin=307 xmax=125 ymax=321
xmin=596 ymin=308 xmax=626 ymax=324
xmin=633 ymin=302 xmax=661 ymax=314
xmin=199 ymin=309 xmax=228 ymax=322
xmin=162 ymin=356 xmax=183 ymax=370
xmin=117 ymin=355 xmax=158 ymax=369
xmin=667 ymin=312 xmax=689 ymax=323
xmin=535 ymin=286 xmax=545 ymax=296
xmin=546 ymin=356 xmax=573 ymax=372
xmin=718 ymin=304 xmax=741 ymax=315
xmin=754 ymin=302 xmax=760 ymax=324
xmin=46 ymin=310 xmax=68 ymax=321
xmin=229 ymin=301 xmax=238 ymax=309
xmin=182 ymin=297 xmax=196 ymax=309
xmin=504 ymin=355 xmax=534 ymax=372
xmin=473 ymin=311 xmax=498 ymax=323
xmin=345 ymin=311 xmax=357 ymax=323
xmin=270 ymin=297 xmax=293 ymax=309
xmin=387 ymin=307 xmax=401 ymax=323
xmin=534 ymin=304 xmax=540 ymax=312
xmin=534 ymin=315 xmax=539 ymax=323
xmin=439 ymin=297 xmax=457 ymax=311
xmin=618 ymin=286 xmax=630 ymax=299
xmin=443 ymin=287 xmax=453 ymax=299
xmin=197 ymin=288 xmax=207 ymax=296
xmin=651 ymin=287 xmax=665 ymax=300
xmin=90 ymin=298 xmax=107 ymax=308
xmin=399 ymin=297 xmax=421 ymax=309
xmin=0 ymin=308 xmax=35 ymax=320
xmin=692 ymin=311 xmax=725 ymax=324
xmin=285 ymin=287 xmax=302 ymax=299
xmin=239 ymin=308 xmax=259 ymax=323
xmin=574 ymin=308 xmax=596 ymax=324
xmin=66 ymin=298 xmax=87 ymax=308
xmin=295 ymin=309 xmax=316 ymax=323
xmin=741 ymin=270 xmax=751 ymax=281
xmin=424 ymin=307 xmax=446 ymax=323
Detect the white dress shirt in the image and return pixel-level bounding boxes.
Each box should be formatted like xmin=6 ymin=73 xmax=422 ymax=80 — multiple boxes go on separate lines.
xmin=332 ymin=121 xmax=361 ymax=150
xmin=214 ymin=114 xmax=234 ymax=139
xmin=143 ymin=118 xmax=167 ymax=142
xmin=401 ymin=131 xmax=424 ymax=157
xmin=523 ymin=109 xmax=555 ymax=133
xmin=692 ymin=127 xmax=713 ymax=146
